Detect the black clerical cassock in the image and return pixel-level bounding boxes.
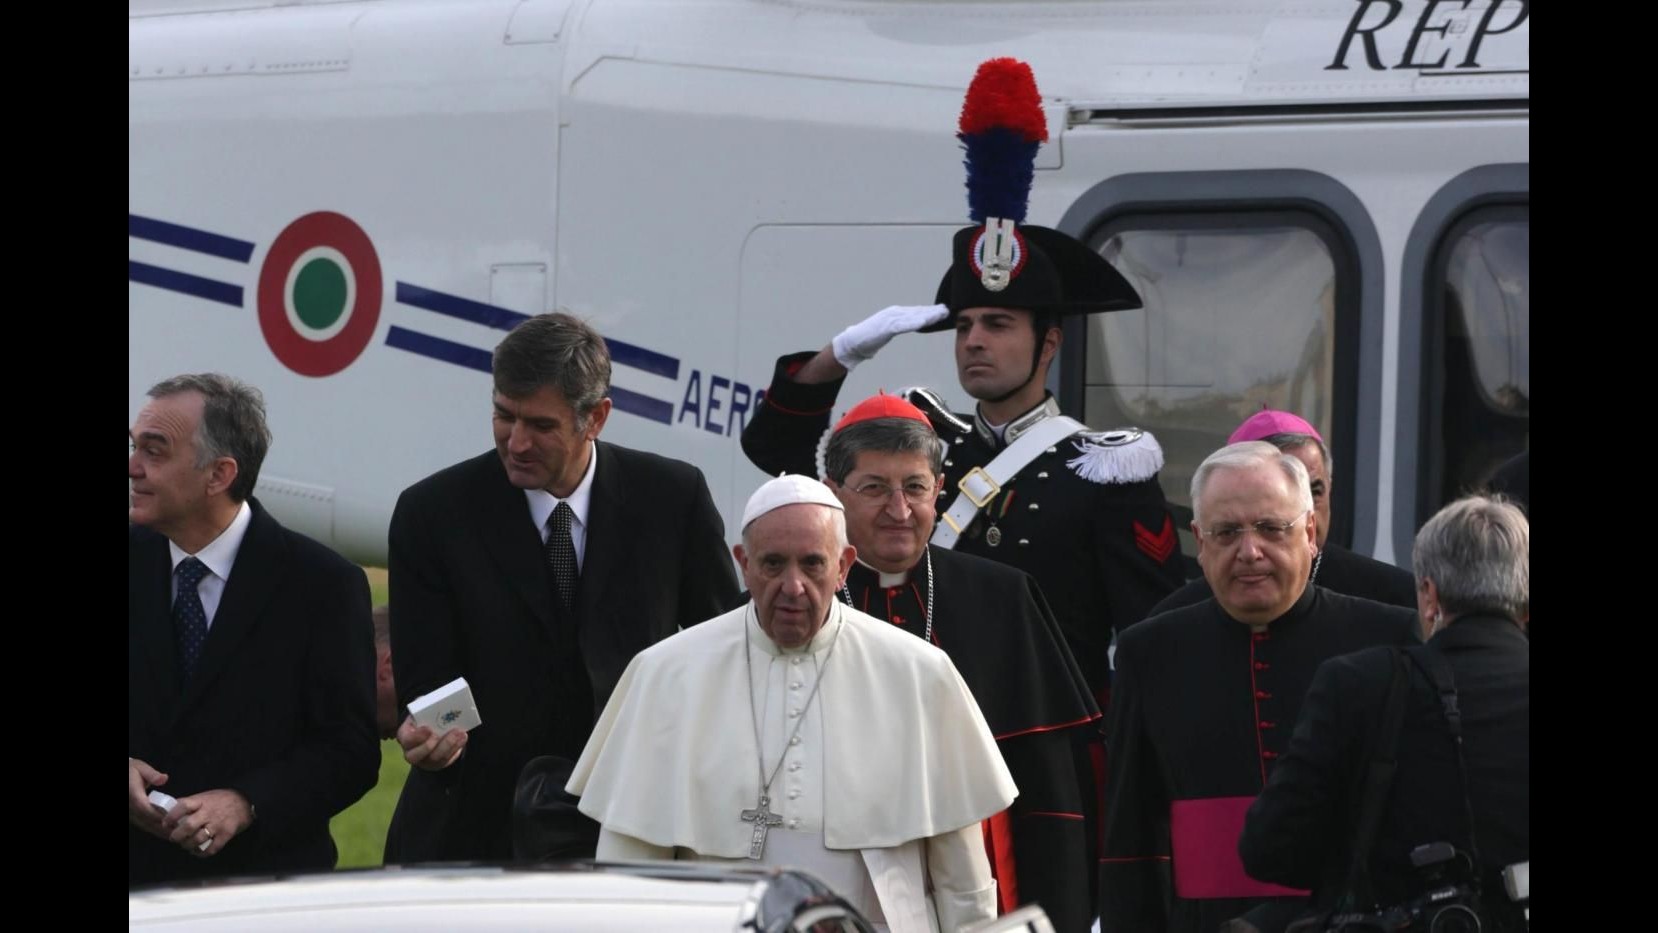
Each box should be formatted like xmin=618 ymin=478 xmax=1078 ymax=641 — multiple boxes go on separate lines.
xmin=841 ymin=544 xmax=1101 ymax=933
xmin=1099 ymin=585 xmax=1419 ymax=933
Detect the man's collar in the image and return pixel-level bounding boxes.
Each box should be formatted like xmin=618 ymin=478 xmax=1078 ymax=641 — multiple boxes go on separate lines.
xmin=1429 ymin=613 xmax=1529 ymax=650
xmin=525 ymin=441 xmax=598 ymax=530
xmin=169 ymin=499 xmax=253 ymax=581
xmin=974 ymin=395 xmax=1062 ymax=447
xmin=850 ymin=557 xmax=915 ymax=589
xmin=1215 ymin=580 xmax=1317 ymax=632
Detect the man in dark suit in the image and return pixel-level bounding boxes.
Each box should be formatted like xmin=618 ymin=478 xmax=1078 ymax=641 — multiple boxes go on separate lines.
xmin=384 ymin=311 xmax=738 ymax=864
xmin=1242 ymin=495 xmax=1529 ymax=932
xmin=128 ymin=373 xmax=379 ymax=887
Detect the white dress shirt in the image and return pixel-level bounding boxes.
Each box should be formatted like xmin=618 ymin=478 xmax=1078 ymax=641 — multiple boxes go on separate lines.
xmin=524 ymin=441 xmax=598 ymax=571
xmin=168 ymin=499 xmax=253 ymax=630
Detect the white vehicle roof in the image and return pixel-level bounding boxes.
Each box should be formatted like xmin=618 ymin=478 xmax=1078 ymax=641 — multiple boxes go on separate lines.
xmin=128 ymin=862 xmax=864 ymax=931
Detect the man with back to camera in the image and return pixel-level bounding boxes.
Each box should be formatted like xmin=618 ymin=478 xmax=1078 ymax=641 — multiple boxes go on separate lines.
xmin=1240 ymin=495 xmax=1529 ymax=932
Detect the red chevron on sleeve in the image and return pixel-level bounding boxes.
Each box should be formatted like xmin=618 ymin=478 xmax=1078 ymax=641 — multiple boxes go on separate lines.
xmin=1133 ymin=515 xmax=1177 ymax=563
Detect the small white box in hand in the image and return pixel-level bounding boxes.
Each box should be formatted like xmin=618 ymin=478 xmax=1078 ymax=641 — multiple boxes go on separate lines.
xmin=149 ymin=791 xmax=209 ymax=851
xmin=408 ymin=676 xmax=483 ymax=733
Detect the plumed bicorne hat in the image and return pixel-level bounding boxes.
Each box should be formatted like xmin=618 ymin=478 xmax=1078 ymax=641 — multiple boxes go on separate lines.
xmin=922 ymin=58 xmax=1143 ymax=333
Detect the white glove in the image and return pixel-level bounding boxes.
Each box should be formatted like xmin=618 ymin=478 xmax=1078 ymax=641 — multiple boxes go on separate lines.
xmin=830 ymin=304 xmax=950 ymax=371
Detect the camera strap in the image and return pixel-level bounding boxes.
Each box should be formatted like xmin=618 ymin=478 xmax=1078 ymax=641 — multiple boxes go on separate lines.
xmin=1401 ymin=644 xmax=1487 ymax=886
xmin=1336 ymin=648 xmax=1413 ymax=912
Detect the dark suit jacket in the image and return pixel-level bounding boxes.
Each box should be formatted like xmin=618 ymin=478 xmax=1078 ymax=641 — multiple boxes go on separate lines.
xmin=128 ymin=499 xmax=379 ymax=887
xmin=384 ymin=443 xmax=737 ymax=863
xmin=1241 ymin=616 xmax=1528 ymax=929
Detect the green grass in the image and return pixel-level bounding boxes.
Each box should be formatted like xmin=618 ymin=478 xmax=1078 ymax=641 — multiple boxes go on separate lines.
xmin=331 ymin=740 xmax=409 ymax=868
xmin=329 ymin=567 xmax=409 ymax=869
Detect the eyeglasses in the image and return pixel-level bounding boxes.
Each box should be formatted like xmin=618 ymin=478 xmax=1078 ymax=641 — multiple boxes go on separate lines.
xmin=1200 ymin=514 xmax=1308 ymax=547
xmin=850 ymin=480 xmax=936 ymax=505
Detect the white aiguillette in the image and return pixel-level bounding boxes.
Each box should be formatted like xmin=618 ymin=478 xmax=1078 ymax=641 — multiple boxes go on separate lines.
xmin=408 ymin=676 xmax=483 ymax=733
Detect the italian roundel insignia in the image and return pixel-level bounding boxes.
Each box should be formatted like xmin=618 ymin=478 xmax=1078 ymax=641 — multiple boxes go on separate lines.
xmin=970 ymin=224 xmax=1028 ymax=291
xmin=256 ymin=211 xmax=383 ymax=377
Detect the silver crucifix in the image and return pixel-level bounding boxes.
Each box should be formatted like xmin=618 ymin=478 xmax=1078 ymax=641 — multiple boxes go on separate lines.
xmin=739 ymin=794 xmax=784 ymax=859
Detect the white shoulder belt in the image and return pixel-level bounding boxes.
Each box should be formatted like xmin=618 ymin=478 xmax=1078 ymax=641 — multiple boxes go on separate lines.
xmin=930 ymin=414 xmax=1084 ymax=550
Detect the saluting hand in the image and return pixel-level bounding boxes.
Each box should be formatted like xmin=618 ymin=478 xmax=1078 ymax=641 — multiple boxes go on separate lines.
xmin=831 ymin=304 xmax=950 ymax=372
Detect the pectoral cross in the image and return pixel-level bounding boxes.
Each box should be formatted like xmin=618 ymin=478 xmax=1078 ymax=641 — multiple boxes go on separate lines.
xmin=739 ymin=794 xmax=784 ymax=859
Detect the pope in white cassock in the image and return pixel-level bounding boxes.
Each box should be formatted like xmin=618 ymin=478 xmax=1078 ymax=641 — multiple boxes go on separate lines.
xmin=567 ymin=474 xmax=1017 ymax=932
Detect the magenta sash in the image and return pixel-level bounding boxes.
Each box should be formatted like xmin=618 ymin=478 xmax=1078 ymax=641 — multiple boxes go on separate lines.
xmin=1169 ymin=796 xmax=1311 ymax=899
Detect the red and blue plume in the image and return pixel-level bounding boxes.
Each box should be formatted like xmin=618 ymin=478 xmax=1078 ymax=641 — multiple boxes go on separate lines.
xmin=957 ymin=57 xmax=1048 ymax=224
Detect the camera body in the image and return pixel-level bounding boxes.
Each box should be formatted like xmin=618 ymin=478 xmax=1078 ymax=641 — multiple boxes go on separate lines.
xmin=1326 ymin=843 xmax=1487 ymax=933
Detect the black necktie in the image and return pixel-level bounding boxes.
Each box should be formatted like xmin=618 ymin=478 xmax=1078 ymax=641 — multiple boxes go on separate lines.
xmin=173 ymin=557 xmax=211 ymax=678
xmin=546 ymin=502 xmax=578 ymax=610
